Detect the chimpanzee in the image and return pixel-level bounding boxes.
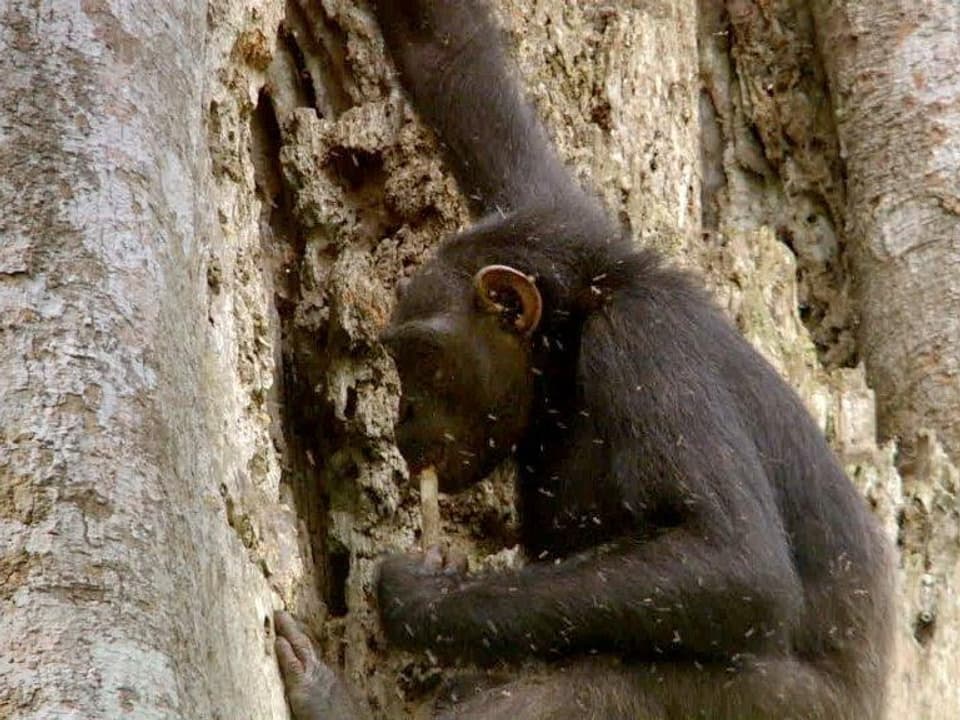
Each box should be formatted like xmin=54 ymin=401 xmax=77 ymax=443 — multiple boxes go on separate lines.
xmin=275 ymin=1 xmax=894 ymax=718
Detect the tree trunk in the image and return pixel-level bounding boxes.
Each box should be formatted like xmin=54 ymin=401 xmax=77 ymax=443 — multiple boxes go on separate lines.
xmin=0 ymin=1 xmax=296 ymax=717
xmin=811 ymin=5 xmax=960 ymax=713
xmin=814 ymin=0 xmax=960 ymax=464
xmin=1 ymin=1 xmax=958 ymax=718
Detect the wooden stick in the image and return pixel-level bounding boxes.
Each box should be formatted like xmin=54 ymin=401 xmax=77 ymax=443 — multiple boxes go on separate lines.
xmin=419 ymin=466 xmax=441 ymax=549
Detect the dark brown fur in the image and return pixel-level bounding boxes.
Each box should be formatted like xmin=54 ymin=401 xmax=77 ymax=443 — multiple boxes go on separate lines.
xmin=275 ymin=2 xmax=894 ymax=718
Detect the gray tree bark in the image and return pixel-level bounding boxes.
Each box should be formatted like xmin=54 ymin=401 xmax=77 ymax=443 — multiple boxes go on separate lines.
xmin=811 ymin=4 xmax=960 ymax=713
xmin=1 ymin=1 xmax=958 ymax=718
xmin=814 ymin=0 xmax=960 ymax=464
xmin=0 ymin=1 xmax=296 ymax=717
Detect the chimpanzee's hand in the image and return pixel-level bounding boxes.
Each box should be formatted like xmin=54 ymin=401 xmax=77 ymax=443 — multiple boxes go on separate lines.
xmin=376 ymin=545 xmax=468 ymax=649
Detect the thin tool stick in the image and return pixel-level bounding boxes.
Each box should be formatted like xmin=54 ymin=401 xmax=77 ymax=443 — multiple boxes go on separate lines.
xmin=419 ymin=466 xmax=441 ymax=548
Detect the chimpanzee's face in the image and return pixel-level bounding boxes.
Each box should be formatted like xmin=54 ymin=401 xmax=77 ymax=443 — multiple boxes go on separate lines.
xmin=381 ymin=259 xmax=542 ymax=492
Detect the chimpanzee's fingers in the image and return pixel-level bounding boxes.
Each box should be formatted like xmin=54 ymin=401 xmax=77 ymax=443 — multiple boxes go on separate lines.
xmin=274 ymin=610 xmax=316 ymax=667
xmin=275 ymin=636 xmax=304 ymax=683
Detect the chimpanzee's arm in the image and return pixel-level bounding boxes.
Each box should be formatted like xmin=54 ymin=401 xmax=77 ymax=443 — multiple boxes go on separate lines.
xmin=378 ymin=472 xmax=803 ymax=665
xmin=373 ymin=0 xmax=581 ymax=214
xmin=378 ymin=290 xmax=803 ymax=664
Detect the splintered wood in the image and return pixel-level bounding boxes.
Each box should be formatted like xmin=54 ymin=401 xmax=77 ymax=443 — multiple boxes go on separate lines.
xmin=419 ymin=466 xmax=441 ymax=548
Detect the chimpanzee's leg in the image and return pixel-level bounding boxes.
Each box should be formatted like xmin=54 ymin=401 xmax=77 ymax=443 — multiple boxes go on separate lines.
xmin=639 ymin=656 xmax=858 ymax=720
xmin=275 ymin=612 xmax=659 ymax=720
xmin=435 ymin=660 xmax=665 ymax=720
xmin=439 ymin=656 xmax=857 ymax=720
xmin=277 ymin=611 xmax=856 ymax=720
xmin=274 ymin=611 xmax=369 ymax=720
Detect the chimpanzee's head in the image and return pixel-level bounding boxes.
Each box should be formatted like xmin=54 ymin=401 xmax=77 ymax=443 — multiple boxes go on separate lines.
xmin=381 ymin=257 xmax=542 ymax=493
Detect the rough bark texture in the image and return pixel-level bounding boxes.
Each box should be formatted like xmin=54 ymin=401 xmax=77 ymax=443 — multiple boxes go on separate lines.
xmin=813 ymin=0 xmax=960 ymax=464
xmin=1 ymin=1 xmax=958 ymax=718
xmin=701 ymin=2 xmax=960 ymax=716
xmin=0 ymin=1 xmax=295 ymax=717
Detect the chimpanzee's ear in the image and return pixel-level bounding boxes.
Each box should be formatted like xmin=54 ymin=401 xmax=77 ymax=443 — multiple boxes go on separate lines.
xmin=473 ymin=264 xmax=542 ymax=337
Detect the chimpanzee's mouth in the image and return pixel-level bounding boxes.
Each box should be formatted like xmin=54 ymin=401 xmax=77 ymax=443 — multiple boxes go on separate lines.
xmin=395 ymin=430 xmax=443 ymax=475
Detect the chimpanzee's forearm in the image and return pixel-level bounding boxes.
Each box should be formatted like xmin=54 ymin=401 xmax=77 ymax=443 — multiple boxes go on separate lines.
xmin=380 ymin=530 xmax=801 ymax=666
xmin=373 ymin=0 xmax=579 ymax=214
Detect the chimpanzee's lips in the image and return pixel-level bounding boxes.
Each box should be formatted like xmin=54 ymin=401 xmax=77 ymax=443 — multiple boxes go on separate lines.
xmin=405 ymin=457 xmax=432 ymax=474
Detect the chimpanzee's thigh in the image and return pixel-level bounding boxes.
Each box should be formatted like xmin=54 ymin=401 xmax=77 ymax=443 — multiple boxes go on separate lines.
xmin=435 ymin=659 xmax=665 ymax=720
xmin=437 ymin=655 xmax=855 ymax=720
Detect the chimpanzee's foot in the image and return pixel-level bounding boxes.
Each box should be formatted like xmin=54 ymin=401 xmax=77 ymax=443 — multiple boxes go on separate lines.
xmin=274 ymin=611 xmax=368 ymax=720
